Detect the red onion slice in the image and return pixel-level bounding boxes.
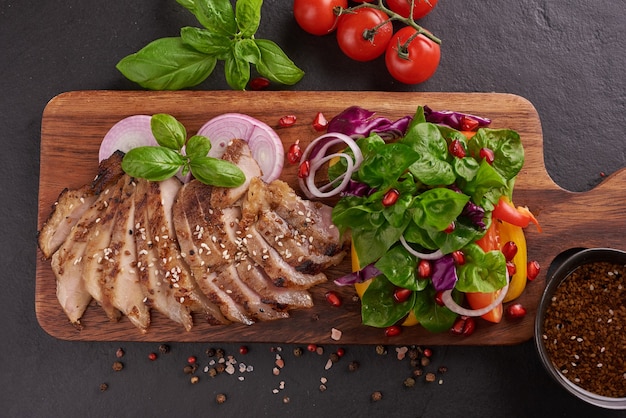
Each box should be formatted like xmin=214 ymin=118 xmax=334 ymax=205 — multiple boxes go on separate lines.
xmin=196 ymin=113 xmax=284 ymax=182
xmin=441 ymin=271 xmax=510 ymax=317
xmin=98 ymin=115 xmax=157 ymax=162
xmin=298 ymin=132 xmax=363 ymax=199
xmin=399 ymin=235 xmax=444 ymax=260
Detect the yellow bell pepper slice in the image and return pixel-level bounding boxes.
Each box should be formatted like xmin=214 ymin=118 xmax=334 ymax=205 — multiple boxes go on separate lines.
xmin=500 ymin=221 xmax=528 ymax=302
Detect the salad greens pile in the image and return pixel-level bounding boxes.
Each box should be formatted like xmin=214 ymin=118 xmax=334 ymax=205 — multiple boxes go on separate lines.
xmin=329 ymin=106 xmax=525 ymax=332
xmin=116 ymin=0 xmax=304 ymax=90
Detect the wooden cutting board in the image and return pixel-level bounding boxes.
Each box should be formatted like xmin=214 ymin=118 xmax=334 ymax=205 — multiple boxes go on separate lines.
xmin=36 ymin=90 xmax=626 ymax=345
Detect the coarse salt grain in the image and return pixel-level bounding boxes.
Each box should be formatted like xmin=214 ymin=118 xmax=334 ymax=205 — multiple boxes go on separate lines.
xmin=330 ymin=328 xmax=342 ymax=341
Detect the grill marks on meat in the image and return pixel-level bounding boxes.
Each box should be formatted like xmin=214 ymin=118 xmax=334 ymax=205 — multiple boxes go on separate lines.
xmin=39 ymin=140 xmax=347 ymax=331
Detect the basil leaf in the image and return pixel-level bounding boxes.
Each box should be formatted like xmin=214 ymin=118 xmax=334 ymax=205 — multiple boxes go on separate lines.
xmin=361 ymin=275 xmax=413 ymax=328
xmin=180 ymin=27 xmax=231 ymax=59
xmin=254 ymin=39 xmax=304 ymax=86
xmin=151 ymin=114 xmax=186 ymax=150
xmin=185 ymin=135 xmax=212 ymax=158
xmin=121 ymin=146 xmax=184 ymax=181
xmin=236 ymin=38 xmax=261 ymax=64
xmin=116 ymin=37 xmax=217 ymax=90
xmin=225 ymin=46 xmax=251 ymax=90
xmin=195 ymin=0 xmax=237 ymax=36
xmin=189 ymin=156 xmax=246 ymax=187
xmin=236 ymin=0 xmax=262 ymax=38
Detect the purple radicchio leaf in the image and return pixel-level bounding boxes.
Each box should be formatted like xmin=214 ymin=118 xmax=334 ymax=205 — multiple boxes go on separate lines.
xmin=462 ymin=201 xmax=487 ymax=230
xmin=430 ymin=254 xmax=458 ymax=291
xmin=327 ymin=106 xmax=411 ymax=140
xmin=423 ymin=105 xmax=491 ymax=130
xmin=333 ymin=263 xmax=381 ymax=286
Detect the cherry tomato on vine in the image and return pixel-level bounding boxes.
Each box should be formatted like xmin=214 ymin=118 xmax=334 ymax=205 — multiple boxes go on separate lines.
xmin=293 ymin=0 xmax=348 ymax=36
xmin=385 ymin=26 xmax=440 ymax=84
xmin=387 ymin=0 xmax=438 ymax=20
xmin=336 ymin=7 xmax=393 ymax=62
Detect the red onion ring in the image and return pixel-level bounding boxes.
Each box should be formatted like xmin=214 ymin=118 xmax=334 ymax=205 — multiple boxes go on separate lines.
xmin=399 ymin=235 xmax=444 ymax=260
xmin=441 ymin=270 xmax=510 ymax=317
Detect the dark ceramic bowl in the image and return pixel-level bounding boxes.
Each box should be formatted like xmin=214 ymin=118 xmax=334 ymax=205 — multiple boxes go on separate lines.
xmin=534 ymin=248 xmax=626 ymax=409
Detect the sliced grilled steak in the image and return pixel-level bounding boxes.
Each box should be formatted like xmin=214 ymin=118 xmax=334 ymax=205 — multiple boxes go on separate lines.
xmin=100 ymin=177 xmax=150 ymax=332
xmin=133 ymin=179 xmax=195 ymax=331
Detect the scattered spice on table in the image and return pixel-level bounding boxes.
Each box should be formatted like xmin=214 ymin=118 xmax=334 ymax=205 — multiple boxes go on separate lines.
xmin=542 ymin=261 xmax=626 ymax=398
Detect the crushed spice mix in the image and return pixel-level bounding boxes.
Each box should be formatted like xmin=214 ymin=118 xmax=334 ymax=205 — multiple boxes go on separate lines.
xmin=542 ymin=261 xmax=626 ymax=398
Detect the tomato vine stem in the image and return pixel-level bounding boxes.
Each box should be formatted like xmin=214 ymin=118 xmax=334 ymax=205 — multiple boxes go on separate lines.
xmin=338 ymin=0 xmax=441 ymax=45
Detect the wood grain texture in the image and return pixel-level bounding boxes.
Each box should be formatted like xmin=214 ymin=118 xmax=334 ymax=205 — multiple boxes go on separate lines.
xmin=36 ymin=90 xmax=626 ymax=345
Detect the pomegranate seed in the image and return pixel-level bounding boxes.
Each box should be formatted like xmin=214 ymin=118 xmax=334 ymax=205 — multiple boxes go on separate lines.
xmin=452 ymin=250 xmax=466 ymax=265
xmin=460 ymin=115 xmax=480 ymax=131
xmin=336 ymin=347 xmax=345 ymax=357
xmin=384 ymin=325 xmax=402 ymax=337
xmin=187 ymin=356 xmax=197 ymax=365
xmin=422 ymin=348 xmax=433 ymax=358
xmin=506 ymin=260 xmax=517 ymax=277
xmin=148 ymin=352 xmax=158 ymax=361
xmin=393 ymin=288 xmax=412 ymax=303
xmin=298 ymin=160 xmax=310 ymax=178
xmin=312 ymin=112 xmax=328 ymax=131
xmin=325 ymin=290 xmax=342 ymax=307
xmin=450 ymin=315 xmax=476 ymax=336
xmin=505 ymin=303 xmax=527 ymax=319
xmin=449 ymin=139 xmax=466 ymax=158
xmin=417 ymin=259 xmax=432 ymax=278
xmin=434 ymin=290 xmax=445 ymax=306
xmin=279 ymin=114 xmax=297 ymax=127
xmin=248 ymin=76 xmax=270 ymax=90
xmin=479 ymin=147 xmax=495 ymax=164
xmin=307 ymin=344 xmax=318 ymax=352
xmin=287 ymin=140 xmax=302 ymax=164
xmin=444 ymin=222 xmax=455 ymax=234
xmin=501 ymin=241 xmax=518 ymax=261
xmin=382 ymin=189 xmax=399 ymax=207
xmin=239 ymin=345 xmax=249 ymax=355
xmin=527 ymin=260 xmax=540 ymax=281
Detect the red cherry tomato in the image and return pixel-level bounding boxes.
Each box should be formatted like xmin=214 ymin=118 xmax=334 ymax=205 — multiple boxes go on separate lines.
xmin=384 ymin=26 xmax=440 ymax=84
xmin=336 ymin=7 xmax=392 ymax=62
xmin=387 ymin=0 xmax=438 ymax=20
xmin=293 ymin=0 xmax=348 ymax=36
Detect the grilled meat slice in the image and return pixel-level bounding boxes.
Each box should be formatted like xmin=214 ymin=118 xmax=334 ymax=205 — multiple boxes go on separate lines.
xmin=100 ymin=177 xmax=150 ymax=332
xmin=39 ymin=151 xmax=125 ymax=258
xmin=172 ymin=183 xmax=234 ymax=325
xmin=50 ymin=185 xmax=116 ymax=326
xmin=38 ymin=186 xmax=97 ymax=259
xmin=234 ymin=257 xmax=314 ymax=309
xmin=240 ymin=223 xmax=328 ymax=289
xmin=133 ymin=178 xmax=194 ymax=331
xmin=242 ymin=177 xmax=349 ymax=258
xmin=209 ymin=138 xmax=262 ymax=209
xmin=255 ymin=211 xmax=345 ymax=275
xmin=81 ymin=175 xmax=126 ymax=322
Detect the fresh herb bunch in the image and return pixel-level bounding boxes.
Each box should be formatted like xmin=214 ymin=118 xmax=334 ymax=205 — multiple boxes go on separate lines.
xmin=121 ymin=113 xmax=246 ymax=187
xmin=116 ymin=0 xmax=304 ymax=90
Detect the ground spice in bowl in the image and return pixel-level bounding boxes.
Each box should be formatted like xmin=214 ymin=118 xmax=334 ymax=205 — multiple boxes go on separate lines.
xmin=535 ymin=248 xmax=626 ymax=409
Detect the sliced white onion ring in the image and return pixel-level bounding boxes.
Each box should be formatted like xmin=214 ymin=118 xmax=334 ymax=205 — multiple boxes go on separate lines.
xmin=441 ymin=270 xmax=510 ymax=317
xmin=298 ymin=132 xmax=363 ymax=199
xmin=399 ymin=235 xmax=444 ymax=260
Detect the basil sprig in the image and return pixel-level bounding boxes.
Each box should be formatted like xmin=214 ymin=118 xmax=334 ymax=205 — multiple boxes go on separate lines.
xmin=121 ymin=114 xmax=246 ymax=187
xmin=116 ymin=0 xmax=304 ymax=90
